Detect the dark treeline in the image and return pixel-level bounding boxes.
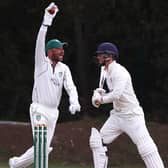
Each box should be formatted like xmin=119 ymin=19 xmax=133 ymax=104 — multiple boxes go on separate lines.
xmin=0 ymin=0 xmax=168 ymax=122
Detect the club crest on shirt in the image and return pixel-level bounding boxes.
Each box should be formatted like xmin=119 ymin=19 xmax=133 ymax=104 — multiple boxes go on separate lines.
xmin=58 ymin=71 xmax=63 ymax=77
xmin=50 ymin=72 xmax=63 ymax=86
xmin=36 ymin=114 xmax=41 ymax=121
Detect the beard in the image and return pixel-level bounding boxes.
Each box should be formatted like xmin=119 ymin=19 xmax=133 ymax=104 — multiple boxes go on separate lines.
xmin=51 ymin=54 xmax=63 ymax=62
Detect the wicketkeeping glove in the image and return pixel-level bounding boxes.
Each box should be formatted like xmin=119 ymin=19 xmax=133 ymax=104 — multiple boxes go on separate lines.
xmin=69 ymin=103 xmax=81 ymax=115
xmin=43 ymin=2 xmax=59 ymax=26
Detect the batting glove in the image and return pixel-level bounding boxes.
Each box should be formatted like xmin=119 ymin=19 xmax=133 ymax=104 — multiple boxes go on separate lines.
xmin=69 ymin=103 xmax=81 ymax=115
xmin=92 ymin=90 xmax=102 ymax=108
xmin=95 ymin=88 xmax=106 ymax=95
xmin=43 ymin=2 xmax=59 ymax=26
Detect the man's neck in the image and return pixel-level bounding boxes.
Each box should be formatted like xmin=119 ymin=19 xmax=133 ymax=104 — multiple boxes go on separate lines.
xmin=52 ymin=61 xmax=58 ymax=66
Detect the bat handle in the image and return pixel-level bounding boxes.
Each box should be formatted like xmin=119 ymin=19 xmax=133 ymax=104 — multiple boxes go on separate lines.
xmin=95 ymin=100 xmax=101 ymax=107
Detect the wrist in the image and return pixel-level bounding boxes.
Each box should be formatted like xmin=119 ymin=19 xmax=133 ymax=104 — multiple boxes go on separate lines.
xmin=43 ymin=15 xmax=53 ymax=26
xmin=42 ymin=24 xmax=49 ymax=27
xmin=100 ymin=96 xmax=104 ymax=104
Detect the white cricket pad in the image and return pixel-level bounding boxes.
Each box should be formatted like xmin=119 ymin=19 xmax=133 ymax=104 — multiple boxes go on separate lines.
xmin=89 ymin=128 xmax=108 ymax=168
xmin=142 ymin=151 xmax=165 ymax=168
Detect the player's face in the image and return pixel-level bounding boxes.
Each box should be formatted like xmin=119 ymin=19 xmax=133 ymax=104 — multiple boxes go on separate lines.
xmin=48 ymin=47 xmax=64 ymax=63
xmin=97 ymin=53 xmax=113 ymax=66
xmin=97 ymin=54 xmax=105 ymax=65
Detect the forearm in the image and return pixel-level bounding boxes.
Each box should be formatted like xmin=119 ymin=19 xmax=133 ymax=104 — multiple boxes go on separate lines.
xmin=35 ymin=2 xmax=58 ymax=67
xmin=101 ymin=91 xmax=120 ymax=104
xmin=35 ymin=25 xmax=48 ymax=66
xmin=68 ymin=86 xmax=79 ymax=105
xmin=65 ymin=80 xmax=79 ymax=105
xmin=93 ymin=80 xmax=127 ymax=105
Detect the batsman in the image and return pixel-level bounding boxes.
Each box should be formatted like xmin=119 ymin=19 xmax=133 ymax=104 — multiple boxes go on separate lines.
xmin=90 ymin=42 xmax=165 ymax=168
xmin=9 ymin=2 xmax=80 ymax=168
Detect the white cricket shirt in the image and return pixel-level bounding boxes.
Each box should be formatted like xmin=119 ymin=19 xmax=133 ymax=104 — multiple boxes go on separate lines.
xmin=100 ymin=61 xmax=141 ymax=114
xmin=32 ymin=25 xmax=78 ymax=108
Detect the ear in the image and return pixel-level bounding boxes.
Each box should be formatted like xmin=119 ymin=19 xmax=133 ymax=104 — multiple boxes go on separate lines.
xmin=47 ymin=49 xmax=52 ymax=58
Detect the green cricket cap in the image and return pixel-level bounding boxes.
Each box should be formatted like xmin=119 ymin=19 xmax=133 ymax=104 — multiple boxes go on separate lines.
xmin=46 ymin=39 xmax=67 ymax=53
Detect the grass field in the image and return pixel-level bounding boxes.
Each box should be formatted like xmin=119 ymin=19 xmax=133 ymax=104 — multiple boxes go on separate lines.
xmin=1 ymin=120 xmax=167 ymax=168
xmin=0 ymin=160 xmax=144 ymax=168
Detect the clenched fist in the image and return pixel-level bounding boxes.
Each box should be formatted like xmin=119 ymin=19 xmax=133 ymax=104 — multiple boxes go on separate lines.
xmin=43 ymin=2 xmax=59 ymax=26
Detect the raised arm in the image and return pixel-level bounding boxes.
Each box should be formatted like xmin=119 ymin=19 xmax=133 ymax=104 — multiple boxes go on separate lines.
xmin=35 ymin=2 xmax=59 ymax=67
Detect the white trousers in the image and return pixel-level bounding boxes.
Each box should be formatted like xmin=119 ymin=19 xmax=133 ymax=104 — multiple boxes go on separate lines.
xmin=11 ymin=102 xmax=59 ymax=168
xmin=100 ymin=107 xmax=164 ymax=168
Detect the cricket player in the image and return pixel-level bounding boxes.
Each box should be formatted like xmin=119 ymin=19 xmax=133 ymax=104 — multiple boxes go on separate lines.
xmin=90 ymin=42 xmax=165 ymax=168
xmin=9 ymin=2 xmax=80 ymax=168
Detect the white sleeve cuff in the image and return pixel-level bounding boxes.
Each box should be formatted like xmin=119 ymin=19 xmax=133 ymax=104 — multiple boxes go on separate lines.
xmin=40 ymin=25 xmax=48 ymax=31
xmin=101 ymin=94 xmax=113 ymax=104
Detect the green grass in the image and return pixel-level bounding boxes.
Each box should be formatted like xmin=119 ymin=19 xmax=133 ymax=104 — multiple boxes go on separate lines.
xmin=0 ymin=160 xmax=144 ymax=168
xmin=29 ymin=161 xmax=91 ymax=168
xmin=1 ymin=161 xmax=90 ymax=168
